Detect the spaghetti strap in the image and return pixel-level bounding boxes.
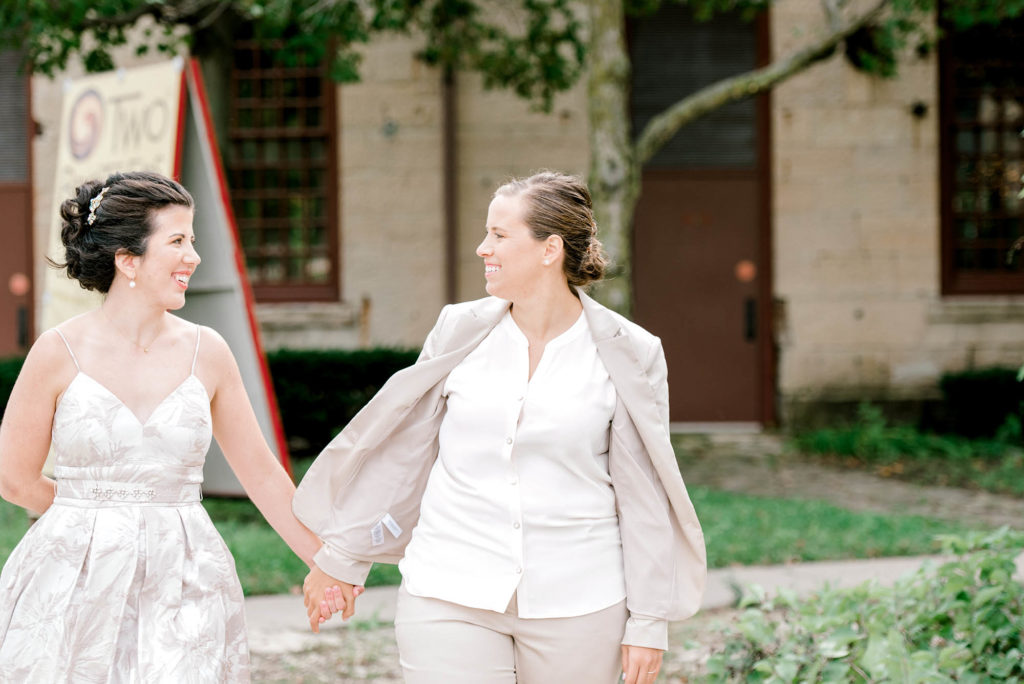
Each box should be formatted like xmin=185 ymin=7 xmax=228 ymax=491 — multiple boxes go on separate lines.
xmin=52 ymin=328 xmax=81 ymax=371
xmin=191 ymin=325 xmax=201 ymax=374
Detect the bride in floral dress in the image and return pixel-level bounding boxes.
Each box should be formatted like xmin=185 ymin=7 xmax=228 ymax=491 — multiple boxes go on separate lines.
xmin=0 ymin=172 xmax=351 ymax=681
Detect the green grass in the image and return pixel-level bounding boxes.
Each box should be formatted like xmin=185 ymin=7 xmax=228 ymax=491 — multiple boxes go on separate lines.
xmin=690 ymin=487 xmax=974 ymax=568
xmin=0 ymin=496 xmax=30 ymax=562
xmin=0 ymin=482 xmax=976 ymax=596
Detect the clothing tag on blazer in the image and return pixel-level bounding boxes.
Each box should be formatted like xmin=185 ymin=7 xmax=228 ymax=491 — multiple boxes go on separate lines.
xmin=381 ymin=512 xmax=403 ymax=538
xmin=371 ymin=521 xmax=385 ymax=546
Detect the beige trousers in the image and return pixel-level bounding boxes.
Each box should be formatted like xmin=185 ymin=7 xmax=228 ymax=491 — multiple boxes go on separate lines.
xmin=394 ymin=584 xmax=628 ymax=684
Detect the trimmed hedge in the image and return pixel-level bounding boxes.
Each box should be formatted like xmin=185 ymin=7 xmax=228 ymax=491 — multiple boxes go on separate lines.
xmin=267 ymin=348 xmax=419 ymax=456
xmin=0 ymin=357 xmax=24 ymax=420
xmin=1 ymin=349 xmax=1015 ymax=447
xmin=0 ymin=350 xmax=419 ymax=457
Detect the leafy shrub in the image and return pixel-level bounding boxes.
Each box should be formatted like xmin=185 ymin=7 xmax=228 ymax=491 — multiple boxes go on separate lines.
xmin=795 ymin=403 xmax=1015 ymax=462
xmin=705 ymin=528 xmax=1024 ymax=682
xmin=939 ymin=367 xmax=1023 ymax=439
xmin=267 ymin=348 xmax=419 ymax=456
xmin=0 ymin=357 xmax=24 ymax=419
xmin=792 ymin=403 xmax=1024 ymax=495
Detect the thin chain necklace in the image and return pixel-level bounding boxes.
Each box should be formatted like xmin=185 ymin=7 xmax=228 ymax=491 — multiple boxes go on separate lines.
xmin=101 ymin=310 xmax=164 ymax=353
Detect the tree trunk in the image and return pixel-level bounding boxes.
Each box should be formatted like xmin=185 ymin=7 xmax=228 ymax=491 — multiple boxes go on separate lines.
xmin=586 ymin=0 xmax=640 ymax=316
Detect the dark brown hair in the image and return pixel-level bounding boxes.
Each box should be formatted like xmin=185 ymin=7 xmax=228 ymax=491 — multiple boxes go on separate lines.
xmin=494 ymin=171 xmax=608 ymax=288
xmin=53 ymin=171 xmax=194 ymax=293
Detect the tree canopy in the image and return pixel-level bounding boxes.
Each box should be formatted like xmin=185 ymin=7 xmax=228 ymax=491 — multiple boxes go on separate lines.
xmin=0 ymin=0 xmax=586 ymax=111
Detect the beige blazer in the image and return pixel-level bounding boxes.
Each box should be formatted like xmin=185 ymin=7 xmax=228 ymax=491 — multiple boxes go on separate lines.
xmin=293 ymin=291 xmax=706 ymax=624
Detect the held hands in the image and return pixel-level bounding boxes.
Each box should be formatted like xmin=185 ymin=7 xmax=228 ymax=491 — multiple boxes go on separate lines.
xmin=621 ymin=645 xmax=663 ymax=683
xmin=303 ymin=564 xmax=364 ymax=633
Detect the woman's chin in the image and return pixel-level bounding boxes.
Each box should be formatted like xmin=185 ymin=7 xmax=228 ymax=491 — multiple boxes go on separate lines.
xmin=164 ymin=296 xmax=187 ymax=311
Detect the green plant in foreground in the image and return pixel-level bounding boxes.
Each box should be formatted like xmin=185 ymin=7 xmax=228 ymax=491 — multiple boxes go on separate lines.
xmin=705 ymin=527 xmax=1024 ymax=682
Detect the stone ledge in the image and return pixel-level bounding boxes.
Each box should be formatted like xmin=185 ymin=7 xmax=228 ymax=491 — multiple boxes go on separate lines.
xmin=927 ymin=296 xmax=1024 ymax=325
xmin=255 ymin=301 xmax=359 ymax=331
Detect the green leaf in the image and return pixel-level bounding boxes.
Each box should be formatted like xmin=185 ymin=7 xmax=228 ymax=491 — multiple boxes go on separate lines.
xmin=773 ymin=657 xmax=800 ymax=682
xmin=936 ymin=644 xmax=971 ymax=669
xmin=738 ymin=584 xmax=768 ymax=608
xmin=819 ymin=626 xmax=860 ymax=658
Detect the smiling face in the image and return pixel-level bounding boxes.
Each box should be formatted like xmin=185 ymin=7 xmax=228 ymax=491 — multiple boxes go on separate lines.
xmin=476 ymin=193 xmax=551 ymax=301
xmin=131 ymin=205 xmax=200 ymax=310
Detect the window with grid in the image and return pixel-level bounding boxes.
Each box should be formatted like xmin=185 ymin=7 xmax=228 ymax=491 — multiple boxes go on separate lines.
xmin=227 ymin=39 xmax=338 ymax=301
xmin=940 ymin=16 xmax=1024 ymax=295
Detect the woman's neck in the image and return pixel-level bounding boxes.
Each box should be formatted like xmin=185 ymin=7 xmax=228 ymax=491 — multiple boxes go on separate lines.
xmin=100 ymin=292 xmax=167 ymax=339
xmin=509 ymin=285 xmax=582 ymax=345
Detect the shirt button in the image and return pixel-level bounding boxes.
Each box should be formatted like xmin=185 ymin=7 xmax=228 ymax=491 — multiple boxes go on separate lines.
xmin=516 ymin=567 xmax=523 ymax=574
xmin=505 ymin=438 xmax=513 ymax=445
xmin=517 ymin=396 xmax=524 ymax=401
xmin=513 ymin=522 xmax=521 ymax=529
xmin=510 ymin=478 xmax=518 ymax=485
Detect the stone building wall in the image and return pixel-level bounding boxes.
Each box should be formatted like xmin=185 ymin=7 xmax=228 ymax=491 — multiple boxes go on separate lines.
xmin=771 ymin=0 xmax=1024 ymax=424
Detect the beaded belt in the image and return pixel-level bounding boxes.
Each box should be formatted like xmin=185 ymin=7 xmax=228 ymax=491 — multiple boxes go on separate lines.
xmin=56 ymin=479 xmax=203 ymax=504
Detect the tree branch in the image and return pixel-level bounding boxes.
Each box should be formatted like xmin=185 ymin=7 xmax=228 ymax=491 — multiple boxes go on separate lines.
xmin=196 ymin=0 xmax=233 ymax=30
xmin=634 ymin=0 xmax=888 ymax=166
xmin=79 ymin=0 xmax=225 ymax=31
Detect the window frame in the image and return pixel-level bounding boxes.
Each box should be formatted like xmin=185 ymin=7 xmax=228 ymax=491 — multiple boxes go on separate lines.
xmin=227 ymin=41 xmax=340 ymax=302
xmin=939 ymin=14 xmax=1024 ymax=296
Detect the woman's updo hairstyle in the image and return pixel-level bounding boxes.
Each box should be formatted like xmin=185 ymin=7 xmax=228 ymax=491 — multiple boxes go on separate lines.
xmin=494 ymin=171 xmax=608 ymax=289
xmin=54 ymin=171 xmax=194 ymax=293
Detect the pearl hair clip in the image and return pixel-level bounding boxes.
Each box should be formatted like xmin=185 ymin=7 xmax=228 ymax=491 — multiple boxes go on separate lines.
xmin=87 ymin=186 xmax=109 ymax=225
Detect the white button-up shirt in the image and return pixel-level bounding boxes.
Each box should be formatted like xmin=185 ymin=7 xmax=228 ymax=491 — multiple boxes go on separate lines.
xmin=400 ymin=310 xmax=625 ymax=618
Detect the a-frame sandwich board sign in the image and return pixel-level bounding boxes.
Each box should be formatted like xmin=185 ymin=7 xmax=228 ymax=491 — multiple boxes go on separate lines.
xmin=177 ymin=58 xmax=291 ymax=494
xmin=41 ymin=57 xmax=290 ymax=495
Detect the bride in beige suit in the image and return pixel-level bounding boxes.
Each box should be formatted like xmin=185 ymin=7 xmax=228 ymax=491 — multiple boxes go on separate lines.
xmin=296 ymin=171 xmax=705 ymax=683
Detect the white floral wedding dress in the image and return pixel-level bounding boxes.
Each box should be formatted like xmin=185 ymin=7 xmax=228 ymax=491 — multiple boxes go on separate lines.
xmin=0 ymin=326 xmax=250 ymax=682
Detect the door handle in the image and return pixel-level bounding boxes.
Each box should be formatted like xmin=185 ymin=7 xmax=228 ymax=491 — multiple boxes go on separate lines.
xmin=17 ymin=305 xmax=27 ymax=349
xmin=744 ymin=297 xmax=757 ymax=342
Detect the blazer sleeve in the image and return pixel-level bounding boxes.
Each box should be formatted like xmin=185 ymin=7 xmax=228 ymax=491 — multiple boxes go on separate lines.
xmin=646 ymin=335 xmax=671 ymax=434
xmin=610 ymin=335 xmax=685 ymax=650
xmin=305 ymin=304 xmax=453 ymax=583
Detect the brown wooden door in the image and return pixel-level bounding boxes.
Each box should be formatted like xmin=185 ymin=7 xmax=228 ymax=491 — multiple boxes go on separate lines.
xmin=634 ymin=171 xmax=762 ymax=422
xmin=629 ymin=6 xmax=771 ymax=424
xmin=0 ymin=52 xmax=33 ymax=356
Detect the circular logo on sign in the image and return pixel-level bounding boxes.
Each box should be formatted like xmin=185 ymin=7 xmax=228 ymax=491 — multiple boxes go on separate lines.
xmin=68 ymin=89 xmax=104 ymax=160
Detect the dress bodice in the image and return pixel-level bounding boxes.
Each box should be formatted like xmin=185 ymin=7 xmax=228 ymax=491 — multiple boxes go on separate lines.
xmin=49 ymin=327 xmax=213 ymax=505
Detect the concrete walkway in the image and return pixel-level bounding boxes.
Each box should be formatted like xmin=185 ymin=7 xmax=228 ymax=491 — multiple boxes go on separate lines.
xmin=245 ymin=553 xmax=1024 ymax=655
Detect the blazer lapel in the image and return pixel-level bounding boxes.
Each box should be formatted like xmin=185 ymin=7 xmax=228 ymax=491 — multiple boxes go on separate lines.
xmin=344 ymin=297 xmax=510 ymax=445
xmin=580 ymin=292 xmax=661 ymax=422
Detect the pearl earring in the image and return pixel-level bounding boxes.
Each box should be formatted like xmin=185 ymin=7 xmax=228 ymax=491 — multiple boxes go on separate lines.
xmin=129 ymin=279 xmax=136 ymax=289
xmin=543 ymin=259 xmax=550 ymax=265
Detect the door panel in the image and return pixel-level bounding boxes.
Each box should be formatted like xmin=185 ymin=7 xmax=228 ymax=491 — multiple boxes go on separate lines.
xmin=0 ymin=51 xmax=32 ymax=357
xmin=633 ymin=171 xmax=761 ymax=422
